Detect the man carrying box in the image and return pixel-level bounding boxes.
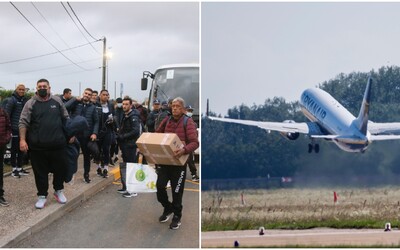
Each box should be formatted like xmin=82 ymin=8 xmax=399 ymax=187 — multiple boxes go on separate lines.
xmin=155 ymin=97 xmax=199 ymax=230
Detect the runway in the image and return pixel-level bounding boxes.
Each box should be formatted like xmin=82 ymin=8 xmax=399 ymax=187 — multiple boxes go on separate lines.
xmin=202 ymin=228 xmax=400 ymax=247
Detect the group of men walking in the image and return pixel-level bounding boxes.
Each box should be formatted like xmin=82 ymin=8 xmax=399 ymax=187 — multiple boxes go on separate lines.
xmin=0 ymin=78 xmax=199 ymax=230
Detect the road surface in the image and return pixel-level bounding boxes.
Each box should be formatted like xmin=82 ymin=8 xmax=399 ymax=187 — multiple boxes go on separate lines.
xmin=15 ymin=175 xmax=199 ymax=248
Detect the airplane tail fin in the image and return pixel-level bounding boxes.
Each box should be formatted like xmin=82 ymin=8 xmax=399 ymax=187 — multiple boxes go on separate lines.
xmin=355 ymin=77 xmax=372 ymax=135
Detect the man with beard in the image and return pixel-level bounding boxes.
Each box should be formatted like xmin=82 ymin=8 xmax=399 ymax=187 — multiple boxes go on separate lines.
xmin=65 ymin=88 xmax=99 ymax=183
xmin=116 ymin=97 xmax=141 ymax=197
xmin=19 ymin=79 xmax=69 ymax=209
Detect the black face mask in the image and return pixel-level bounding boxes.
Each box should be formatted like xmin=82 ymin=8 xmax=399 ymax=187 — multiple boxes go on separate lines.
xmin=38 ymin=89 xmax=48 ymax=98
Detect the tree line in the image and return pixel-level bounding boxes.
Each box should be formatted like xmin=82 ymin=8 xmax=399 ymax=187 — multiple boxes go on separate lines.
xmin=201 ymin=66 xmax=400 ymax=186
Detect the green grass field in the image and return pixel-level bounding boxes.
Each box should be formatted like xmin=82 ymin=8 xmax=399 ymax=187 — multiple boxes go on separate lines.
xmin=202 ymin=188 xmax=400 ymax=231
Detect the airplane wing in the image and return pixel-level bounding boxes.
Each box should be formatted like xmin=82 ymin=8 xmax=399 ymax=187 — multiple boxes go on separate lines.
xmin=370 ymin=135 xmax=400 ymax=141
xmin=207 ymin=116 xmax=324 ymax=135
xmin=368 ymin=122 xmax=400 ymax=135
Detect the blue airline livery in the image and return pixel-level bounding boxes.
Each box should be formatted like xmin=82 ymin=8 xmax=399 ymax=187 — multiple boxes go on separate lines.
xmin=208 ymin=78 xmax=400 ymax=153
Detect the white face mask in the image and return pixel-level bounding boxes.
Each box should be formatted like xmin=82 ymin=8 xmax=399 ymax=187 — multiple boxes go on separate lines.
xmin=117 ymin=103 xmax=122 ymax=108
xmin=186 ymin=112 xmax=193 ymax=117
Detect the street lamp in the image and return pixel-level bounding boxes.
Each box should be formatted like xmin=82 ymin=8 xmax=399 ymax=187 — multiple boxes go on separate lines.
xmin=105 ymin=48 xmax=113 ymax=90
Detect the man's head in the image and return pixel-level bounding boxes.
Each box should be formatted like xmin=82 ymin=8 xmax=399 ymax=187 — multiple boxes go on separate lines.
xmin=15 ymin=83 xmax=26 ymax=97
xmin=153 ymin=99 xmax=161 ymax=110
xmin=63 ymin=88 xmax=72 ymax=100
xmin=91 ymin=90 xmax=98 ymax=103
xmin=116 ymin=97 xmax=123 ymax=108
xmin=82 ymin=88 xmax=93 ymax=103
xmin=36 ymin=79 xmax=50 ymax=98
xmin=99 ymin=89 xmax=109 ymax=103
xmin=185 ymin=105 xmax=194 ymax=117
xmin=122 ymin=97 xmax=132 ymax=113
xmin=171 ymin=97 xmax=185 ymax=119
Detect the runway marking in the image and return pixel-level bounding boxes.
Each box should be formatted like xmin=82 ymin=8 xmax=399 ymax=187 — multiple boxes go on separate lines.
xmin=202 ymin=230 xmax=400 ymax=240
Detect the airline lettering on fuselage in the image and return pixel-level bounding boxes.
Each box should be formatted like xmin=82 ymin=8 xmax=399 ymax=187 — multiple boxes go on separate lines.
xmin=302 ymin=93 xmax=327 ymax=120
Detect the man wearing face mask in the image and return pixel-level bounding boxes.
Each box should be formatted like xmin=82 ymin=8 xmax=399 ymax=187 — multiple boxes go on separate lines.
xmin=19 ymin=79 xmax=69 ymax=209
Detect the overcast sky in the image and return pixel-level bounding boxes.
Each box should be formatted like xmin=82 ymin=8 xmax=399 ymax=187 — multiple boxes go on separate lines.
xmin=0 ymin=2 xmax=199 ymax=102
xmin=202 ymin=2 xmax=400 ymax=116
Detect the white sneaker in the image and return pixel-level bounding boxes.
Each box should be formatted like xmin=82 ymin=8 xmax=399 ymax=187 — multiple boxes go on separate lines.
xmin=35 ymin=196 xmax=47 ymax=209
xmin=54 ymin=190 xmax=67 ymax=204
xmin=166 ymin=181 xmax=171 ymax=188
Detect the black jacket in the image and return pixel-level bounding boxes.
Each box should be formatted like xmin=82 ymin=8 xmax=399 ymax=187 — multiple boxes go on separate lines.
xmin=118 ymin=109 xmax=141 ymax=143
xmin=65 ymin=97 xmax=99 ymax=138
xmin=6 ymin=92 xmax=28 ymax=133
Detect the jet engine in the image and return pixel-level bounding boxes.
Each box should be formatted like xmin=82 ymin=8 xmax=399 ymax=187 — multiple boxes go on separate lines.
xmin=280 ymin=131 xmax=300 ymax=140
xmin=279 ymin=120 xmax=300 ymax=140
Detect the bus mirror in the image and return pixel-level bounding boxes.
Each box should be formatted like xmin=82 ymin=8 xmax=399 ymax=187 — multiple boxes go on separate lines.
xmin=141 ymin=78 xmax=148 ymax=90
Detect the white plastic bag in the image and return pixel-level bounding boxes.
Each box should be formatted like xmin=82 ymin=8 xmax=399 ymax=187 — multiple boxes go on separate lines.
xmin=126 ymin=163 xmax=157 ymax=193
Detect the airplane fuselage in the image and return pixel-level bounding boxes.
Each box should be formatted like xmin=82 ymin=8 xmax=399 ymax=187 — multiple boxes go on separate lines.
xmin=300 ymin=88 xmax=371 ymax=152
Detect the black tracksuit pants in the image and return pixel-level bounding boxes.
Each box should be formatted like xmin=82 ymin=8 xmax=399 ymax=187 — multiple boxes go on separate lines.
xmin=119 ymin=142 xmax=137 ymax=190
xmin=156 ymin=165 xmax=186 ymax=219
xmin=30 ymin=147 xmax=67 ymax=197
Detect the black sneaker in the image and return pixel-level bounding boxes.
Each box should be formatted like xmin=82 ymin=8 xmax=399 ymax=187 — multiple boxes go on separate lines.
xmin=11 ymin=170 xmax=20 ymax=178
xmin=96 ymin=168 xmax=103 ymax=177
xmin=0 ymin=197 xmax=9 ymax=207
xmin=83 ymin=174 xmax=91 ymax=183
xmin=159 ymin=209 xmax=173 ymax=223
xmin=117 ymin=188 xmax=126 ymax=194
xmin=169 ymin=215 xmax=181 ymax=230
xmin=19 ymin=169 xmax=30 ymax=176
xmin=191 ymin=174 xmax=199 ymax=182
xmin=103 ymin=169 xmax=108 ymax=178
xmin=114 ymin=156 xmax=119 ymax=163
xmin=122 ymin=191 xmax=137 ymax=198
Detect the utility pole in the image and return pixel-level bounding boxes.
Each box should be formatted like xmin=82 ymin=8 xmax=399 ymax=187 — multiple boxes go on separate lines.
xmin=102 ymin=37 xmax=107 ymax=90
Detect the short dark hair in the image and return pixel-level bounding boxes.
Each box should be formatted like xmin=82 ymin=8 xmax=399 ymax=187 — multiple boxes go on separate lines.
xmin=92 ymin=90 xmax=98 ymax=95
xmin=37 ymin=78 xmax=49 ymax=85
xmin=63 ymin=88 xmax=71 ymax=95
xmin=84 ymin=88 xmax=93 ymax=93
xmin=123 ymin=97 xmax=132 ymax=104
xmin=100 ymin=89 xmax=109 ymax=95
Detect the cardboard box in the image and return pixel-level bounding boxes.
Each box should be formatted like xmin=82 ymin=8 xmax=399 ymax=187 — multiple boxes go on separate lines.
xmin=136 ymin=133 xmax=189 ymax=166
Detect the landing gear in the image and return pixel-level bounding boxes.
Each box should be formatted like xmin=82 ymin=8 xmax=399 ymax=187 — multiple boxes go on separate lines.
xmin=308 ymin=140 xmax=320 ymax=153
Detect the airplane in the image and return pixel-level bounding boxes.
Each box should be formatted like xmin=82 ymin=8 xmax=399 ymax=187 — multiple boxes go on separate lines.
xmin=208 ymin=77 xmax=400 ymax=153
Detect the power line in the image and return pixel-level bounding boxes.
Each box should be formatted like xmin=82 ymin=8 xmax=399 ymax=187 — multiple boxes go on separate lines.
xmin=10 ymin=58 xmax=101 ymax=75
xmin=31 ymin=2 xmax=85 ymax=62
xmin=10 ymin=1 xmax=90 ymax=71
xmin=60 ymin=2 xmax=101 ymax=55
xmin=0 ymin=41 xmax=100 ymax=65
xmin=67 ymin=2 xmax=99 ymax=41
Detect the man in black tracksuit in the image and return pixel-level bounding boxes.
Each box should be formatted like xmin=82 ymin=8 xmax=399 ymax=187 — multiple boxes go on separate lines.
xmin=6 ymin=84 xmax=29 ymax=177
xmin=19 ymin=79 xmax=69 ymax=209
xmin=65 ymin=88 xmax=99 ymax=183
xmin=116 ymin=97 xmax=141 ymax=198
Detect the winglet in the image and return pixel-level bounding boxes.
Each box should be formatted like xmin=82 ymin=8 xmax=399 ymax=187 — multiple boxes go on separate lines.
xmin=355 ymin=77 xmax=372 ymax=135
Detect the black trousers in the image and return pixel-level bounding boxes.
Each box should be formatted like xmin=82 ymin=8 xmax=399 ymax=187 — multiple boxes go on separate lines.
xmin=156 ymin=165 xmax=186 ymax=218
xmin=119 ymin=142 xmax=137 ymax=190
xmin=0 ymin=145 xmax=5 ymax=197
xmin=187 ymin=153 xmax=197 ymax=175
xmin=30 ymin=147 xmax=67 ymax=197
xmin=10 ymin=135 xmax=24 ymax=169
xmin=77 ymin=136 xmax=92 ymax=175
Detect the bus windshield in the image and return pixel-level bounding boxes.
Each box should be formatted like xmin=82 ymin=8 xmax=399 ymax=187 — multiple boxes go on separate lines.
xmin=150 ymin=67 xmax=199 ymax=116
